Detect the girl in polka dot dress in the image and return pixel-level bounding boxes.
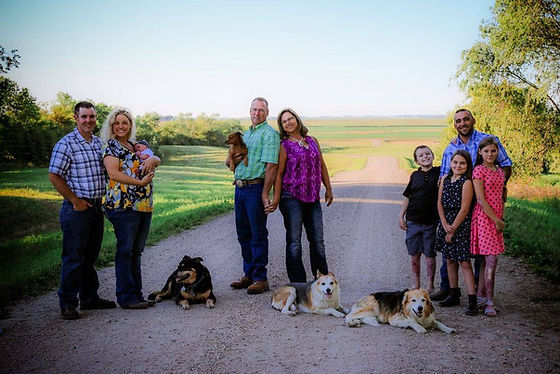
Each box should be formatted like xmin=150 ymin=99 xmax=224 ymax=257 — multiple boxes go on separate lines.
xmin=435 ymin=150 xmax=478 ymax=315
xmin=471 ymin=137 xmax=506 ymax=317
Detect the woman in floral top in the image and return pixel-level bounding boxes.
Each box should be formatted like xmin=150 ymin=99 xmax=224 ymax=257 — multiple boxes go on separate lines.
xmin=101 ymin=108 xmax=160 ymax=309
xmin=267 ymin=108 xmax=333 ymax=282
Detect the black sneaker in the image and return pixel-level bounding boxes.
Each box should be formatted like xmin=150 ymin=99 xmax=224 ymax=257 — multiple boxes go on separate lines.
xmin=61 ymin=306 xmax=81 ymax=320
xmin=80 ymin=298 xmax=117 ymax=310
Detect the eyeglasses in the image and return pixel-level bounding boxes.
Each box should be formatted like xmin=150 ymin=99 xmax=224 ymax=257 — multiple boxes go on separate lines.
xmin=281 ymin=116 xmax=295 ymax=125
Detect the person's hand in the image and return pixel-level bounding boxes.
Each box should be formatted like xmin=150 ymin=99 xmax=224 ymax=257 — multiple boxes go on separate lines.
xmin=443 ymin=222 xmax=455 ymax=234
xmin=325 ymin=189 xmax=333 ymax=207
xmin=264 ymin=199 xmax=279 ymax=214
xmin=262 ymin=193 xmax=271 ymax=211
xmin=445 ymin=232 xmax=454 ymax=243
xmin=138 ymin=171 xmax=154 ymax=186
xmin=142 ymin=157 xmax=158 ymax=175
xmin=72 ymin=198 xmax=91 ymax=211
xmin=494 ymin=218 xmax=505 ymax=232
xmin=398 ymin=217 xmax=407 ymax=231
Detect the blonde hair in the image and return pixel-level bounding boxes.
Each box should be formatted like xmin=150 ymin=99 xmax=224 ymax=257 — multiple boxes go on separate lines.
xmin=101 ymin=107 xmax=137 ymax=144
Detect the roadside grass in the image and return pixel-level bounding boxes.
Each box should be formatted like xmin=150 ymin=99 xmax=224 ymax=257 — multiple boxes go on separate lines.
xmin=0 ymin=145 xmax=235 ymax=304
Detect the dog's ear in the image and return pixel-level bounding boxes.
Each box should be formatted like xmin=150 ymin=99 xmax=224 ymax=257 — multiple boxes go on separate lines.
xmin=327 ymin=271 xmax=335 ymax=278
xmin=423 ymin=289 xmax=434 ymax=315
xmin=316 ymin=270 xmax=324 ymax=278
xmin=236 ymin=132 xmax=242 ymax=136
xmin=182 ymin=255 xmax=191 ymax=261
xmin=402 ymin=291 xmax=410 ymax=311
xmin=193 ymin=257 xmax=203 ymax=263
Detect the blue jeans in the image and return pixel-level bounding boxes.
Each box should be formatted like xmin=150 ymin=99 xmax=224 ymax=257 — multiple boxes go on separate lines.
xmin=235 ymin=184 xmax=269 ymax=281
xmin=58 ymin=199 xmax=104 ymax=309
xmin=105 ymin=209 xmax=152 ymax=307
xmin=279 ymin=191 xmax=328 ymax=282
xmin=439 ymin=254 xmax=450 ymax=291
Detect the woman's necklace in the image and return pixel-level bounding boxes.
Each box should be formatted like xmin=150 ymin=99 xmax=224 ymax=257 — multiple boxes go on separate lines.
xmin=289 ymin=136 xmax=305 ymax=146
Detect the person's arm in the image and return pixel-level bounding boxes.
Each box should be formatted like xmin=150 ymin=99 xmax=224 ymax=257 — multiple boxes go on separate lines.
xmin=449 ymin=180 xmax=474 ymax=232
xmin=313 ymin=137 xmax=333 ymax=207
xmin=48 ymin=173 xmax=91 ymax=211
xmin=398 ymin=198 xmax=409 ymax=231
xmin=437 ymin=178 xmax=454 ymax=234
xmin=140 ymin=156 xmax=160 ymax=175
xmin=473 ymin=178 xmax=505 ymax=232
xmin=266 ymin=145 xmax=287 ymax=213
xmin=262 ymin=162 xmax=278 ymax=208
xmin=104 ymin=155 xmax=153 ymax=186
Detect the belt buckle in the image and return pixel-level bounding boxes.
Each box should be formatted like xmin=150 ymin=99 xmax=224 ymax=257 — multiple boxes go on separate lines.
xmin=235 ymin=179 xmax=245 ymax=187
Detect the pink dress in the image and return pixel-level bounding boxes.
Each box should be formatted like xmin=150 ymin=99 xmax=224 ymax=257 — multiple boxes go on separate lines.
xmin=470 ymin=165 xmax=505 ymax=255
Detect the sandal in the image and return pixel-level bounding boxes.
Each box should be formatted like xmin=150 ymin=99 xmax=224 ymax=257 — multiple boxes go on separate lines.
xmin=477 ymin=297 xmax=487 ymax=310
xmin=484 ymin=303 xmax=497 ymax=317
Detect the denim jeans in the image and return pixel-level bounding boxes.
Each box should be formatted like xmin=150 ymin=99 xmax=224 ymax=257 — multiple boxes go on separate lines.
xmin=234 ymin=183 xmax=269 ymax=281
xmin=439 ymin=254 xmax=450 ymax=291
xmin=58 ymin=199 xmax=104 ymax=309
xmin=105 ymin=209 xmax=152 ymax=307
xmin=279 ymin=191 xmax=328 ymax=282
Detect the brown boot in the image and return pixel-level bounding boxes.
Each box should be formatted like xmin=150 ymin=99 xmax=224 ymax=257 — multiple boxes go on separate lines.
xmin=247 ymin=280 xmax=269 ymax=295
xmin=230 ymin=276 xmax=252 ymax=289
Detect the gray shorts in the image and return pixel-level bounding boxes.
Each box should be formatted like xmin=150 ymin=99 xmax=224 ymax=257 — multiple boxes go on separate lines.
xmin=405 ymin=220 xmax=436 ymax=257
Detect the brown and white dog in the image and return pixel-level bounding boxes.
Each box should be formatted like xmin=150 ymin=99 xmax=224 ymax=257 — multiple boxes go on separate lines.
xmin=225 ymin=132 xmax=248 ymax=172
xmin=148 ymin=255 xmax=216 ymax=310
xmin=345 ymin=289 xmax=455 ymax=333
xmin=271 ymin=272 xmax=349 ymax=317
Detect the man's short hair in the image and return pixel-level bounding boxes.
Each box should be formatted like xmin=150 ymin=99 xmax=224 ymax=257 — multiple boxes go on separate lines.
xmin=251 ymin=97 xmax=269 ymax=109
xmin=74 ymin=101 xmax=95 ymax=116
xmin=454 ymin=108 xmax=474 ymax=119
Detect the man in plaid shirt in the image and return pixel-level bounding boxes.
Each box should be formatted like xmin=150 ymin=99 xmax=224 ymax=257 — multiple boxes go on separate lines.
xmin=229 ymin=97 xmax=280 ymax=294
xmin=430 ymin=108 xmax=512 ymax=302
xmin=49 ymin=101 xmax=116 ymax=320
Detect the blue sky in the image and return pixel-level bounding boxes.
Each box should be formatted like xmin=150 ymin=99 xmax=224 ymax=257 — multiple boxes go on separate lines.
xmin=1 ymin=0 xmax=492 ymax=117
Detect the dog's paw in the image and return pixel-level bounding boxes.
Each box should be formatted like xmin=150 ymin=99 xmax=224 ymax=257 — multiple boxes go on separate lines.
xmin=155 ymin=296 xmax=162 ymax=303
xmin=180 ymin=303 xmax=191 ymax=310
xmin=206 ymin=299 xmax=215 ymax=309
xmin=332 ymin=311 xmax=346 ymax=318
xmin=345 ymin=319 xmax=362 ymax=328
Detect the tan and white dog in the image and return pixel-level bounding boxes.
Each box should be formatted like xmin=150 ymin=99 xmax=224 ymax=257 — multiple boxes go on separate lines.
xmin=272 ymin=272 xmax=349 ymax=317
xmin=345 ymin=289 xmax=455 ymax=333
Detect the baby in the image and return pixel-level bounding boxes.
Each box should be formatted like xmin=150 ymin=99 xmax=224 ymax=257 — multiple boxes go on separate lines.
xmin=134 ymin=140 xmax=154 ymax=161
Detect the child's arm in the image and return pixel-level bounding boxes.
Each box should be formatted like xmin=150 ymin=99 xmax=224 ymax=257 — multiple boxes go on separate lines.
xmin=473 ymin=178 xmax=505 ymax=232
xmin=398 ymin=198 xmax=409 ymax=231
xmin=437 ymin=178 xmax=453 ymax=234
xmin=449 ymin=180 xmax=474 ymax=233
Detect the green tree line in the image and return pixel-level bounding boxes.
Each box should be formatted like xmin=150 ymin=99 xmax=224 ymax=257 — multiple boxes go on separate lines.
xmin=450 ymin=0 xmax=560 ymax=176
xmin=0 ymin=76 xmax=242 ymax=166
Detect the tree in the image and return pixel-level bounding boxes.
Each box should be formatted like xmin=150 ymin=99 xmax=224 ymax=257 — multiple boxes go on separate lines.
xmin=0 ymin=46 xmax=21 ymax=74
xmin=456 ymin=0 xmax=560 ymax=175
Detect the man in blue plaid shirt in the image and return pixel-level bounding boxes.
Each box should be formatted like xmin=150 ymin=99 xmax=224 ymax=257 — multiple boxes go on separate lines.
xmin=49 ymin=101 xmax=116 ymax=320
xmin=430 ymin=108 xmax=512 ymax=302
xmin=229 ymin=97 xmax=280 ymax=295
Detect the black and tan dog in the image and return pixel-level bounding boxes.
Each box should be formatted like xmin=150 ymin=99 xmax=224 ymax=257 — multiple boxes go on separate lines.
xmin=148 ymin=255 xmax=216 ymax=310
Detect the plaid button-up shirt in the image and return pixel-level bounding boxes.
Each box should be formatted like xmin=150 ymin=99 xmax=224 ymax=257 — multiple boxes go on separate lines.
xmin=49 ymin=128 xmax=106 ymax=199
xmin=234 ymin=121 xmax=280 ymax=180
xmin=440 ymin=130 xmax=512 ymax=178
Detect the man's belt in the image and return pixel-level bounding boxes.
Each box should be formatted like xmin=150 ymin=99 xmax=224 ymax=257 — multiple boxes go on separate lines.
xmin=233 ymin=178 xmax=264 ymax=187
xmin=82 ymin=197 xmax=103 ymax=205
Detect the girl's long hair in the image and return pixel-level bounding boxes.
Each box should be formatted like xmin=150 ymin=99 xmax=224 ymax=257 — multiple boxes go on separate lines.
xmin=474 ymin=136 xmax=500 ymax=167
xmin=446 ymin=149 xmax=473 ymax=180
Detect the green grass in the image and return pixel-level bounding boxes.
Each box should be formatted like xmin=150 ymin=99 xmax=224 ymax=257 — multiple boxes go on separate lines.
xmin=505 ymin=197 xmax=560 ymax=282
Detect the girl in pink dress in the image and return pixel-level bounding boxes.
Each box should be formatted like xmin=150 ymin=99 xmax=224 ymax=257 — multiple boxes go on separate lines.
xmin=471 ymin=137 xmax=505 ymax=317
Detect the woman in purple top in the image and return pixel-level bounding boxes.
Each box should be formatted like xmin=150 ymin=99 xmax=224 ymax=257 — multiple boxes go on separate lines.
xmin=266 ymin=108 xmax=333 ymax=282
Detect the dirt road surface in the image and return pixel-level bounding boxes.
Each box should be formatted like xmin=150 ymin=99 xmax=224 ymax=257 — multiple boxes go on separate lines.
xmin=1 ymin=156 xmax=560 ymax=373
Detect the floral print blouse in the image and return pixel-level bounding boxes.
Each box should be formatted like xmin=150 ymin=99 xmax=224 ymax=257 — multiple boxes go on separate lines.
xmin=102 ymin=139 xmax=153 ymax=212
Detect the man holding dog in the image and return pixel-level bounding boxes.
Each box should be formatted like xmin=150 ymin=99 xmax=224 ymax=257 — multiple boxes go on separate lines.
xmin=230 ymin=97 xmax=280 ymax=294
xmin=49 ymin=101 xmax=116 ymax=319
xmin=431 ymin=108 xmax=512 ymax=301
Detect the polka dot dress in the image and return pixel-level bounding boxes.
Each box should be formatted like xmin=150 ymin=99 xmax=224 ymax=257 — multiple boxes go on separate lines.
xmin=471 ymin=165 xmax=505 ymax=255
xmin=435 ymin=175 xmax=472 ymax=262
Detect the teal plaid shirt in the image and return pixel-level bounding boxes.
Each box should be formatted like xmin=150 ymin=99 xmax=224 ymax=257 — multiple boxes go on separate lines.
xmin=234 ymin=121 xmax=280 ymax=180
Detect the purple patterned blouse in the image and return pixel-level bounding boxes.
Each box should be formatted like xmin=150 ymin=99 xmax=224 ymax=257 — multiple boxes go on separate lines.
xmin=281 ymin=136 xmax=322 ymax=202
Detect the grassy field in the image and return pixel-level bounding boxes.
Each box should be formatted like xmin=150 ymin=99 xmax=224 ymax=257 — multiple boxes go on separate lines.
xmin=2 ymin=116 xmax=559 ymax=307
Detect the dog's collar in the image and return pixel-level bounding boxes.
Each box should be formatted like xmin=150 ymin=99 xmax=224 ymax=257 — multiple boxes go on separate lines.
xmin=181 ymin=272 xmax=205 ymax=292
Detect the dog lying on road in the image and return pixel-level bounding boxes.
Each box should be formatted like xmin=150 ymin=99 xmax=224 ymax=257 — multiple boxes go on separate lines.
xmin=225 ymin=132 xmax=248 ymax=172
xmin=272 ymin=272 xmax=349 ymax=317
xmin=148 ymin=255 xmax=216 ymax=310
xmin=345 ymin=288 xmax=455 ymax=333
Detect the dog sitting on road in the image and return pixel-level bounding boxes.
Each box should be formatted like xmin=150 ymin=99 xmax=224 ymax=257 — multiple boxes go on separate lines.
xmin=271 ymin=271 xmax=349 ymax=317
xmin=148 ymin=255 xmax=216 ymax=310
xmin=225 ymin=131 xmax=248 ymax=172
xmin=345 ymin=288 xmax=455 ymax=333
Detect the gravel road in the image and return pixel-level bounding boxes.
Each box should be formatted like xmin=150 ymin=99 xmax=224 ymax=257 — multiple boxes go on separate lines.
xmin=1 ymin=156 xmax=559 ymax=373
